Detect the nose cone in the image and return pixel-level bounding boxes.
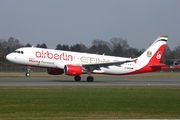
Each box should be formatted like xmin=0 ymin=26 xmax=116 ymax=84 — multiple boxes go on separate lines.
xmin=6 ymin=53 xmax=14 ymax=62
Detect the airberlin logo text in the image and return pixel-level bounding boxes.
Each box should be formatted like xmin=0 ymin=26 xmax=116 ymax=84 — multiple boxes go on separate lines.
xmin=35 ymin=51 xmax=73 ymax=61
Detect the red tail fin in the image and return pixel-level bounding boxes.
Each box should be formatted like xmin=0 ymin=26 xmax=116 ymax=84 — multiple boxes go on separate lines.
xmin=134 ymin=35 xmax=168 ymax=73
xmin=149 ymin=44 xmax=166 ymax=64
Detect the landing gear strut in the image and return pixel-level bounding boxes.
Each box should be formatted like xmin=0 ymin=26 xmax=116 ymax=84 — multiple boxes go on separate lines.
xmin=86 ymin=71 xmax=94 ymax=82
xmin=25 ymin=66 xmax=32 ymax=77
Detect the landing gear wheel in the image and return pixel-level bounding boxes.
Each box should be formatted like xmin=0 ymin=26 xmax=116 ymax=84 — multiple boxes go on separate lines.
xmin=25 ymin=73 xmax=30 ymax=77
xmin=25 ymin=66 xmax=32 ymax=77
xmin=74 ymin=76 xmax=81 ymax=81
xmin=87 ymin=76 xmax=94 ymax=82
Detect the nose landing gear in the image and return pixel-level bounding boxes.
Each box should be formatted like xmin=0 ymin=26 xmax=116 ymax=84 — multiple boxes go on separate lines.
xmin=25 ymin=66 xmax=32 ymax=77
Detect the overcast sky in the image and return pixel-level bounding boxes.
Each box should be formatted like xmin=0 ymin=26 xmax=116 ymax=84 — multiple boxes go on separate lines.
xmin=0 ymin=0 xmax=179 ymax=50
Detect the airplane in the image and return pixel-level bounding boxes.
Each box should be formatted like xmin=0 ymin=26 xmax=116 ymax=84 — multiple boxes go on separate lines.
xmin=6 ymin=35 xmax=168 ymax=82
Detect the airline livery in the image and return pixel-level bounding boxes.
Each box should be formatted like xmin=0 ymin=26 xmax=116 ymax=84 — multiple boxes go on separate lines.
xmin=6 ymin=35 xmax=168 ymax=82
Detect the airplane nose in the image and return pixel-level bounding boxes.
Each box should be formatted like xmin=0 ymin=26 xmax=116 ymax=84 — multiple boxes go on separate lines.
xmin=6 ymin=54 xmax=13 ymax=62
xmin=6 ymin=54 xmax=10 ymax=61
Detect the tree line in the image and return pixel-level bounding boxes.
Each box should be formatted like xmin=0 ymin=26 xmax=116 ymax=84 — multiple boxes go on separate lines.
xmin=1 ymin=37 xmax=180 ymax=63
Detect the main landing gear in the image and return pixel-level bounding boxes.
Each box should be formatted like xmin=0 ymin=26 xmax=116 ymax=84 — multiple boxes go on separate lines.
xmin=74 ymin=76 xmax=81 ymax=81
xmin=86 ymin=71 xmax=94 ymax=82
xmin=86 ymin=76 xmax=94 ymax=82
xmin=74 ymin=71 xmax=94 ymax=82
xmin=25 ymin=66 xmax=32 ymax=77
xmin=74 ymin=75 xmax=94 ymax=82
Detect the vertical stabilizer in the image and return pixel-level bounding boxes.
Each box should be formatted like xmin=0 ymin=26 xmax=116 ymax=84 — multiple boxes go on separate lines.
xmin=135 ymin=35 xmax=168 ymax=72
xmin=139 ymin=35 xmax=168 ymax=63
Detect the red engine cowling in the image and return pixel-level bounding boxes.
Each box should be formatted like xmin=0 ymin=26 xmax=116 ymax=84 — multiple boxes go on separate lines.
xmin=47 ymin=68 xmax=64 ymax=75
xmin=64 ymin=65 xmax=82 ymax=76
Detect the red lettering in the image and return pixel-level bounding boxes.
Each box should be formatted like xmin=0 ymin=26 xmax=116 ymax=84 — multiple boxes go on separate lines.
xmin=36 ymin=51 xmax=41 ymax=58
xmin=41 ymin=50 xmax=44 ymax=58
xmin=64 ymin=53 xmax=67 ymax=60
xmin=60 ymin=53 xmax=64 ymax=60
xmin=54 ymin=53 xmax=59 ymax=60
xmin=43 ymin=51 xmax=46 ymax=58
xmin=47 ymin=51 xmax=53 ymax=59
xmin=68 ymin=55 xmax=73 ymax=61
xmin=35 ymin=50 xmax=73 ymax=61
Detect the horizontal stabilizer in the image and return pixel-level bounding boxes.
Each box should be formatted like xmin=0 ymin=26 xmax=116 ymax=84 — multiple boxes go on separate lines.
xmin=149 ymin=63 xmax=168 ymax=68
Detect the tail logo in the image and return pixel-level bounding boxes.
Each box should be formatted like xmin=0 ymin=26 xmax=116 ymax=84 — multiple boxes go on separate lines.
xmin=156 ymin=51 xmax=162 ymax=59
xmin=147 ymin=51 xmax=152 ymax=57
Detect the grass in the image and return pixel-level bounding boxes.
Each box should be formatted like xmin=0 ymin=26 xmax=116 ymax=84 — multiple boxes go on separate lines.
xmin=0 ymin=86 xmax=180 ymax=119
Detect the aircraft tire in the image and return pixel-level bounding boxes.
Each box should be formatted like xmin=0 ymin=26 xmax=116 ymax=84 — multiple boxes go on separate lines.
xmin=74 ymin=76 xmax=81 ymax=81
xmin=87 ymin=76 xmax=94 ymax=82
xmin=25 ymin=73 xmax=30 ymax=77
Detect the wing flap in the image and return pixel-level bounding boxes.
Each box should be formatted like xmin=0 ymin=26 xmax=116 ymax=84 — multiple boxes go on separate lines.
xmin=83 ymin=60 xmax=132 ymax=67
xmin=82 ymin=60 xmax=133 ymax=71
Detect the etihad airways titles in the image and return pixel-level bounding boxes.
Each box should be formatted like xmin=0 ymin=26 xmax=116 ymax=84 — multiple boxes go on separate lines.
xmin=34 ymin=50 xmax=120 ymax=64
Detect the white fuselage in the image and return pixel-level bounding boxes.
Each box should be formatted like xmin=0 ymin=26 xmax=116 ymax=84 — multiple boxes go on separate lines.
xmin=6 ymin=47 xmax=139 ymax=75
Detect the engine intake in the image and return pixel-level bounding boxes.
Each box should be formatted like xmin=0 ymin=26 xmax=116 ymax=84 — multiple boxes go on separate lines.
xmin=64 ymin=65 xmax=82 ymax=76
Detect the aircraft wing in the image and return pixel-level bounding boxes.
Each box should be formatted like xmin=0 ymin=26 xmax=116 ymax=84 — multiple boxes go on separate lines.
xmin=82 ymin=60 xmax=133 ymax=71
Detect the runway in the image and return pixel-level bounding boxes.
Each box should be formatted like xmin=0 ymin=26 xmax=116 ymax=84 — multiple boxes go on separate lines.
xmin=0 ymin=77 xmax=180 ymax=86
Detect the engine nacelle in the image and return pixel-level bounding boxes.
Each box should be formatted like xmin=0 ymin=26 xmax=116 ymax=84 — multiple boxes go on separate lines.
xmin=47 ymin=68 xmax=64 ymax=75
xmin=64 ymin=65 xmax=82 ymax=76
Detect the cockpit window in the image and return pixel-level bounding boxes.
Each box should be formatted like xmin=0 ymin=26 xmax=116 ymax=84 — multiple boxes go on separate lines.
xmin=13 ymin=50 xmax=24 ymax=54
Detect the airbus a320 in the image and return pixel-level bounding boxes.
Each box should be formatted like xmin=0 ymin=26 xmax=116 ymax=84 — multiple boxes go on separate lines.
xmin=6 ymin=35 xmax=168 ymax=82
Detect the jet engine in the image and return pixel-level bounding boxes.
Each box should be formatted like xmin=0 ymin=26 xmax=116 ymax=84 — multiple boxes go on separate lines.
xmin=64 ymin=65 xmax=82 ymax=76
xmin=47 ymin=68 xmax=64 ymax=75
